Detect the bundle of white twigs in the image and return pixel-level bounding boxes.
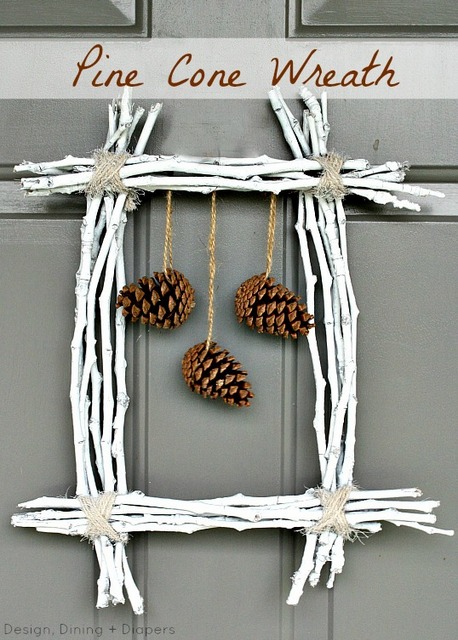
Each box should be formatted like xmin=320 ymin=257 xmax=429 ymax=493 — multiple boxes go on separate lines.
xmin=12 ymin=87 xmax=452 ymax=615
xmin=14 ymin=90 xmax=162 ymax=614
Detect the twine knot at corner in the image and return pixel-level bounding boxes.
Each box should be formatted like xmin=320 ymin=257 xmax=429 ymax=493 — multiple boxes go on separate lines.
xmin=85 ymin=150 xmax=139 ymax=212
xmin=313 ymin=152 xmax=348 ymax=202
xmin=307 ymin=485 xmax=354 ymax=540
xmin=79 ymin=491 xmax=126 ymax=544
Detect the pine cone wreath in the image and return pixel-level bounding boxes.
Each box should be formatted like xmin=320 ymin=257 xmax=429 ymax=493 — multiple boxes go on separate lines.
xmin=182 ymin=341 xmax=254 ymax=407
xmin=116 ymin=269 xmax=195 ymax=329
xmin=235 ymin=273 xmax=314 ymax=339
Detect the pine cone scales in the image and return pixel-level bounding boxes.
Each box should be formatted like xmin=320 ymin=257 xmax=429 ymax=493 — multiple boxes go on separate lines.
xmin=116 ymin=269 xmax=195 ymax=329
xmin=235 ymin=273 xmax=314 ymax=339
xmin=182 ymin=342 xmax=254 ymax=407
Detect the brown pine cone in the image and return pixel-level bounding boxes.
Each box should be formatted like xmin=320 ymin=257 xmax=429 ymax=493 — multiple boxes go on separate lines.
xmin=116 ymin=269 xmax=195 ymax=329
xmin=182 ymin=341 xmax=254 ymax=407
xmin=235 ymin=273 xmax=314 ymax=339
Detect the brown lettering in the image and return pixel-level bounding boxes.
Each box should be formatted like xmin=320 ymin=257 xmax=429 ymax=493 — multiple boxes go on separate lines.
xmin=168 ymin=53 xmax=193 ymax=87
xmin=321 ymin=70 xmax=338 ymax=86
xmin=360 ymin=50 xmax=382 ymax=86
xmin=271 ymin=48 xmax=399 ymax=90
xmin=227 ymin=69 xmax=245 ymax=87
xmin=168 ymin=52 xmax=246 ymax=88
xmin=72 ymin=43 xmax=143 ymax=88
xmin=340 ymin=70 xmax=361 ymax=87
xmin=271 ymin=50 xmax=318 ymax=85
xmin=190 ymin=68 xmax=205 ymax=87
xmin=375 ymin=55 xmax=399 ymax=87
xmin=302 ymin=64 xmax=323 ymax=86
xmin=124 ymin=69 xmax=143 ymax=87
xmin=73 ymin=44 xmax=104 ymax=87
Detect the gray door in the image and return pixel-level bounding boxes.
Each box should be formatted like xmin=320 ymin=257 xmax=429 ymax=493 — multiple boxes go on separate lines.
xmin=1 ymin=2 xmax=456 ymax=639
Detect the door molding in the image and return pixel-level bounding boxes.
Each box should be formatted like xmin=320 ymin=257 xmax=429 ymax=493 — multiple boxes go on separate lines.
xmin=0 ymin=0 xmax=150 ymax=38
xmin=287 ymin=0 xmax=458 ymax=38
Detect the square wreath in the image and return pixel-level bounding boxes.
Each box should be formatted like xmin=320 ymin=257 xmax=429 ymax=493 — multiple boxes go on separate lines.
xmin=12 ymin=87 xmax=453 ymax=615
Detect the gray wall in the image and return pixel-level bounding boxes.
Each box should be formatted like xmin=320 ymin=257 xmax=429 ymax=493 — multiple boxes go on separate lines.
xmin=0 ymin=2 xmax=456 ymax=639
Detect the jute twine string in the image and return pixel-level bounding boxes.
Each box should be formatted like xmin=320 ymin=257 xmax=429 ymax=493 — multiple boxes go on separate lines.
xmin=79 ymin=492 xmax=125 ymax=544
xmin=163 ymin=190 xmax=174 ymax=273
xmin=265 ymin=193 xmax=277 ymax=279
xmin=313 ymin=152 xmax=348 ymax=202
xmin=307 ymin=485 xmax=355 ymax=540
xmin=205 ymin=191 xmax=217 ymax=351
xmin=85 ymin=150 xmax=139 ymax=212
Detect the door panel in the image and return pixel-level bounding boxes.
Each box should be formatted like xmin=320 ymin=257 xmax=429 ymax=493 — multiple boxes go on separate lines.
xmin=289 ymin=0 xmax=458 ymax=36
xmin=0 ymin=0 xmax=149 ymax=37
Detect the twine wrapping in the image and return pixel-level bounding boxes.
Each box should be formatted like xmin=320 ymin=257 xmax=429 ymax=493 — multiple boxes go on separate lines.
xmin=85 ymin=150 xmax=139 ymax=212
xmin=306 ymin=485 xmax=355 ymax=540
xmin=265 ymin=193 xmax=277 ymax=279
xmin=313 ymin=152 xmax=348 ymax=202
xmin=163 ymin=190 xmax=174 ymax=273
xmin=205 ymin=191 xmax=217 ymax=351
xmin=79 ymin=492 xmax=125 ymax=544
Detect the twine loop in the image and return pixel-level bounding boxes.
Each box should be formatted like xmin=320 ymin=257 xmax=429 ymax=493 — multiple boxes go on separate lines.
xmin=79 ymin=492 xmax=126 ymax=544
xmin=313 ymin=152 xmax=348 ymax=202
xmin=205 ymin=191 xmax=217 ymax=351
xmin=265 ymin=193 xmax=277 ymax=279
xmin=307 ymin=485 xmax=355 ymax=540
xmin=85 ymin=150 xmax=139 ymax=212
xmin=163 ymin=190 xmax=174 ymax=273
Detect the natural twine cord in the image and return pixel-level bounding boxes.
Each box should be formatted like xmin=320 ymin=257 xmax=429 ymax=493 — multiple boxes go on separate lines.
xmin=265 ymin=193 xmax=277 ymax=279
xmin=163 ymin=190 xmax=174 ymax=273
xmin=85 ymin=150 xmax=139 ymax=212
xmin=79 ymin=492 xmax=125 ymax=544
xmin=205 ymin=191 xmax=217 ymax=351
xmin=313 ymin=152 xmax=348 ymax=202
xmin=306 ymin=485 xmax=355 ymax=540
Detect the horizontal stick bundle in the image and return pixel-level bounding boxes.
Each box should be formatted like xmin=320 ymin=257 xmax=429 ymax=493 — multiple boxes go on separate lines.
xmin=13 ymin=488 xmax=452 ymax=537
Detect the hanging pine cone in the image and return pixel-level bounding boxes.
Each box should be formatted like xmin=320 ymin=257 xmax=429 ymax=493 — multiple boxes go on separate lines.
xmin=116 ymin=269 xmax=195 ymax=329
xmin=235 ymin=273 xmax=314 ymax=339
xmin=182 ymin=341 xmax=254 ymax=407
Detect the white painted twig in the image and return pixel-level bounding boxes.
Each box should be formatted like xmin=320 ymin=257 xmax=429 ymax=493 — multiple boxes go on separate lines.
xmin=295 ymin=195 xmax=327 ymax=479
xmin=336 ymin=199 xmax=359 ymax=487
xmin=320 ymin=91 xmax=330 ymax=147
xmin=70 ymin=196 xmax=103 ymax=497
xmin=134 ymin=103 xmax=163 ymax=155
xmin=287 ymin=533 xmax=318 ymax=605
xmin=15 ymin=154 xmax=367 ymax=177
xmin=300 ymin=87 xmax=327 ymax=156
xmin=16 ymin=487 xmax=443 ymax=513
xmin=269 ymin=88 xmax=304 ymax=158
xmin=269 ymin=87 xmax=312 ymax=156
xmin=112 ymin=215 xmax=129 ymax=495
xmin=99 ymin=196 xmax=119 ymax=494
